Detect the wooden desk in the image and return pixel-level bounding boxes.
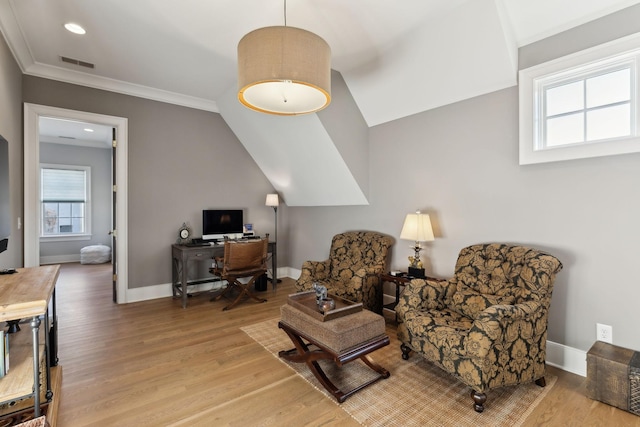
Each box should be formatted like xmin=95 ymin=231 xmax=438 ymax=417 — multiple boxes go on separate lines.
xmin=171 ymin=241 xmax=277 ymax=308
xmin=0 ymin=265 xmax=59 ymax=418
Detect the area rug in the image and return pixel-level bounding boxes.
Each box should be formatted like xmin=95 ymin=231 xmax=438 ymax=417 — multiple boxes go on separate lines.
xmin=241 ymin=318 xmax=556 ymax=427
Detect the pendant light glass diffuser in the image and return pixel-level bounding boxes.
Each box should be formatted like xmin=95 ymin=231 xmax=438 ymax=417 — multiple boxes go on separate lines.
xmin=238 ymin=26 xmax=331 ymax=115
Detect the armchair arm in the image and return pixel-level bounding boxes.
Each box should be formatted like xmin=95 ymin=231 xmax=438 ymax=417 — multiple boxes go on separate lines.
xmin=465 ymin=300 xmax=545 ymax=358
xmin=351 ymin=266 xmax=386 ymax=313
xmin=294 ymin=259 xmax=330 ymax=291
xmin=395 ymin=278 xmax=454 ymax=321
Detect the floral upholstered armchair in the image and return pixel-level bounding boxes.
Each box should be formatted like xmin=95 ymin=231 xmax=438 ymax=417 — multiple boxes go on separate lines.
xmin=396 ymin=243 xmax=563 ymax=412
xmin=295 ymin=231 xmax=394 ymax=313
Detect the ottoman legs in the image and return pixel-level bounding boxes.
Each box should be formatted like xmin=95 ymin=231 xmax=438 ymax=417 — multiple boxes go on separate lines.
xmin=278 ymin=321 xmax=390 ymax=403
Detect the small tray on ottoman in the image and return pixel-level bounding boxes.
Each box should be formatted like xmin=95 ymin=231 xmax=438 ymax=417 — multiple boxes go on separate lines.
xmin=287 ymin=291 xmax=362 ymax=321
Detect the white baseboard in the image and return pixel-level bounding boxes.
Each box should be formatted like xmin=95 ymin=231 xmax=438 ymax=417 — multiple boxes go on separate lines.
xmin=287 ymin=267 xmax=301 ymax=280
xmin=40 ymin=254 xmax=81 ymax=264
xmin=124 ymin=266 xmax=587 ymax=377
xmin=546 ymin=340 xmax=587 ymax=377
xmin=126 ymin=279 xmax=227 ymax=303
xmin=126 ymin=267 xmax=292 ymax=303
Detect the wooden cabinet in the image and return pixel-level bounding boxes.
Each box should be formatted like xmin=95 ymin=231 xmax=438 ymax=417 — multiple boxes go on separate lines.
xmin=0 ymin=265 xmax=59 ymax=419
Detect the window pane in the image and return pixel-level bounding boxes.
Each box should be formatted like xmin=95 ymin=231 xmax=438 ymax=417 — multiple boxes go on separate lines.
xmin=59 ymin=203 xmax=71 ymax=217
xmin=72 ymin=218 xmax=84 ymax=233
xmin=43 ymin=202 xmax=57 ymax=214
xmin=59 ymin=225 xmax=72 ymax=233
xmin=546 ymin=113 xmax=584 ymax=146
xmin=43 ymin=206 xmax=58 ymax=234
xmin=546 ymin=81 xmax=584 ymax=116
xmin=71 ymin=203 xmax=84 ymax=217
xmin=587 ymin=68 xmax=631 ymax=108
xmin=587 ymin=103 xmax=631 ymax=141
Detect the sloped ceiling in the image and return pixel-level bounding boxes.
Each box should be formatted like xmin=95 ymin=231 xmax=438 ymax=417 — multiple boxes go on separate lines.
xmin=1 ymin=0 xmax=639 ymax=205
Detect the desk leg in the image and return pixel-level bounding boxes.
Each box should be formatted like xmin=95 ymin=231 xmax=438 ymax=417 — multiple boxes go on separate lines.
xmin=181 ymin=253 xmax=189 ymax=309
xmin=31 ymin=316 xmax=41 ymax=417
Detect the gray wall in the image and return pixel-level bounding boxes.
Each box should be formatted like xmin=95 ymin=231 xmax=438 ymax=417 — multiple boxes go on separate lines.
xmin=287 ymin=8 xmax=640 ymax=353
xmin=22 ymin=77 xmax=279 ymax=288
xmin=39 ymin=143 xmax=112 ymax=259
xmin=0 ymin=30 xmax=22 ymax=269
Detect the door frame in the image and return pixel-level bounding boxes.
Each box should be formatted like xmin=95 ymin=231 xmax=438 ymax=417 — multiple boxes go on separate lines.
xmin=24 ymin=103 xmax=129 ymax=303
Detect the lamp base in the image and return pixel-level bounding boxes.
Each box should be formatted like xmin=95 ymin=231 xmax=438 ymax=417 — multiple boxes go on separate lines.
xmin=408 ymin=267 xmax=425 ymax=278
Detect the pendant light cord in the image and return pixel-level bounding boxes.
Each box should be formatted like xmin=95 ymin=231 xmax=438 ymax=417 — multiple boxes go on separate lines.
xmin=284 ymin=0 xmax=287 ymax=26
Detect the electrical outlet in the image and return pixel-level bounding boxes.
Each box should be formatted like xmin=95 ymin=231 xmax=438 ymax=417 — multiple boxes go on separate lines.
xmin=596 ymin=323 xmax=613 ymax=343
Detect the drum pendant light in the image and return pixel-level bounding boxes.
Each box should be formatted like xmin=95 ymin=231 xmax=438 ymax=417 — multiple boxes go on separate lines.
xmin=237 ymin=1 xmax=331 ymax=115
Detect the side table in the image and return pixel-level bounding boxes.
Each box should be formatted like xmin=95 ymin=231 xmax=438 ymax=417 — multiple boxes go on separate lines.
xmin=379 ymin=273 xmax=442 ymax=320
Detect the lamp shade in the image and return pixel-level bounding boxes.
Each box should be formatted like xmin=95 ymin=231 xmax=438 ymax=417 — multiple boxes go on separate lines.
xmin=265 ymin=193 xmax=279 ymax=207
xmin=400 ymin=212 xmax=434 ymax=242
xmin=238 ymin=26 xmax=331 ymax=115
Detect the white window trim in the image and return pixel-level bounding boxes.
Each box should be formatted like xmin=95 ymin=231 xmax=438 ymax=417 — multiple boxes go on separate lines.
xmin=40 ymin=163 xmax=92 ymax=241
xmin=519 ymin=32 xmax=640 ymax=165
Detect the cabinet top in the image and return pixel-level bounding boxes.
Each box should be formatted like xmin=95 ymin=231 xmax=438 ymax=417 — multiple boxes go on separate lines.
xmin=0 ymin=265 xmax=60 ymax=321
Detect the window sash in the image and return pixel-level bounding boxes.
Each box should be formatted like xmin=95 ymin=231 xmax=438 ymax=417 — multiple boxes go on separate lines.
xmin=40 ymin=165 xmax=91 ymax=237
xmin=537 ymin=61 xmax=636 ymax=150
xmin=519 ymin=33 xmax=640 ymax=165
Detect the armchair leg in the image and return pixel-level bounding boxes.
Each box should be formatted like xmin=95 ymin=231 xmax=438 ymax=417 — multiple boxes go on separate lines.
xmin=400 ymin=343 xmax=412 ymax=360
xmin=471 ymin=390 xmax=486 ymax=413
xmin=535 ymin=377 xmax=546 ymax=387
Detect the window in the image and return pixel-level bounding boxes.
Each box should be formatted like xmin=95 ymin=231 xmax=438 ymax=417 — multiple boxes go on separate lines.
xmin=40 ymin=164 xmax=91 ymax=239
xmin=519 ymin=33 xmax=640 ymax=165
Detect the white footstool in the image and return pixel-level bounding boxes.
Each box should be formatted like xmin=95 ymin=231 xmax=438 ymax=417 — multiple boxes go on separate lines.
xmin=80 ymin=244 xmax=111 ymax=264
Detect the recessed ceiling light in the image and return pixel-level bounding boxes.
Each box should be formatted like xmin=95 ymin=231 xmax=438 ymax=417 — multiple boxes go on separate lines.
xmin=83 ymin=128 xmax=94 ymax=133
xmin=64 ymin=23 xmax=86 ymax=35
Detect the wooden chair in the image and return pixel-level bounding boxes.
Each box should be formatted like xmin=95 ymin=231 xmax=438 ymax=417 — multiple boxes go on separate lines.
xmin=209 ymin=238 xmax=268 ymax=310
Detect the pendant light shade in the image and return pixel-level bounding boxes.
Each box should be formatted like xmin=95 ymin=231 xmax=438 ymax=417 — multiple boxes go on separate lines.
xmin=238 ymin=26 xmax=331 ymax=115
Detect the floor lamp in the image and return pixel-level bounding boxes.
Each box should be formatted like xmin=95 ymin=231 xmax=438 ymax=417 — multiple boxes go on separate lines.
xmin=265 ymin=194 xmax=281 ymax=286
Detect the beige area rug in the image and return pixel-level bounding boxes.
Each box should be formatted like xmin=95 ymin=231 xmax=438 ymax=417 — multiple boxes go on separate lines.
xmin=241 ymin=318 xmax=557 ymax=427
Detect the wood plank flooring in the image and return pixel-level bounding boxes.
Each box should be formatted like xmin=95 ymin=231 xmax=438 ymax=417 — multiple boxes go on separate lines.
xmin=53 ymin=263 xmax=640 ymax=426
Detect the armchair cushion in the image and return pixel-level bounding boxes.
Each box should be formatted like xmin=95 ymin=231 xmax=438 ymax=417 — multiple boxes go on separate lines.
xmin=452 ymin=283 xmax=515 ymax=319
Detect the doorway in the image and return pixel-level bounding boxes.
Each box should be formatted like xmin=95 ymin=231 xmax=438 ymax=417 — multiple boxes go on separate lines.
xmin=24 ymin=103 xmax=129 ymax=303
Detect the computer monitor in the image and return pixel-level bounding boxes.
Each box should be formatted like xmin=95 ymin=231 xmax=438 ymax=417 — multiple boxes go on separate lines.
xmin=202 ymin=209 xmax=244 ymax=241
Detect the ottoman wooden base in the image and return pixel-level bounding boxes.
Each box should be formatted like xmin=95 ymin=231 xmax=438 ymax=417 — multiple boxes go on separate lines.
xmin=278 ymin=320 xmax=390 ymax=403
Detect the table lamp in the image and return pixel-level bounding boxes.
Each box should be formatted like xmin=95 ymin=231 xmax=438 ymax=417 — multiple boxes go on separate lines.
xmin=400 ymin=210 xmax=434 ymax=278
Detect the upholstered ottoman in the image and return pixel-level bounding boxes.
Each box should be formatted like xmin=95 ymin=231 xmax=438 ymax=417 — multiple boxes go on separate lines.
xmin=278 ymin=304 xmax=389 ymax=402
xmin=80 ymin=244 xmax=111 ymax=264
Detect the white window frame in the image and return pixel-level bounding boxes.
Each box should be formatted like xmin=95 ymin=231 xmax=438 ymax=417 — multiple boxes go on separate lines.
xmin=519 ymin=32 xmax=640 ymax=165
xmin=40 ymin=163 xmax=92 ymax=242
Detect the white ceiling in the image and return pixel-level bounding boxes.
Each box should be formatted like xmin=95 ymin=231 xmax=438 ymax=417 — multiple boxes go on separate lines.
xmin=2 ymin=0 xmax=640 ymax=128
xmin=39 ymin=117 xmax=113 ymax=149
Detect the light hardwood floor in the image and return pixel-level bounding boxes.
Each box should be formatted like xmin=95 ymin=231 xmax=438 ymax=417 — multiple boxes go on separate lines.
xmin=54 ymin=263 xmax=640 ymax=426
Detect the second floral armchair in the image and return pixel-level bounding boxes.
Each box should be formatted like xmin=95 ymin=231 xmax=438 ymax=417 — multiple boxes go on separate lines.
xmin=295 ymin=231 xmax=394 ymax=313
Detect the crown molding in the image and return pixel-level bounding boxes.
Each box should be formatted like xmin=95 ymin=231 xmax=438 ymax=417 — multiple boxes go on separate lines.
xmin=0 ymin=1 xmax=218 ymax=113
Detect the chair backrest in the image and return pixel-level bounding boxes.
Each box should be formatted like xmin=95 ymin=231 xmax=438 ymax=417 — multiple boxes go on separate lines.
xmin=222 ymin=238 xmax=268 ymax=276
xmin=453 ymin=243 xmax=563 ymax=303
xmin=328 ymin=231 xmax=393 ymax=278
